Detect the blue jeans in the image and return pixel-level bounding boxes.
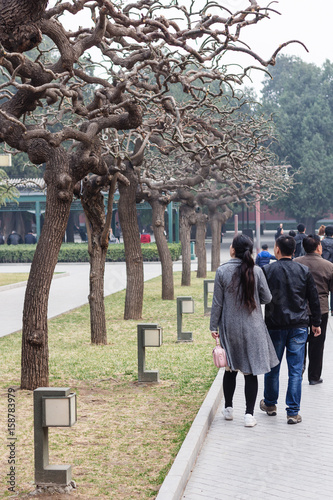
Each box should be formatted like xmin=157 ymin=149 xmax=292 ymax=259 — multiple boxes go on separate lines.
xmin=264 ymin=327 xmax=308 ymax=416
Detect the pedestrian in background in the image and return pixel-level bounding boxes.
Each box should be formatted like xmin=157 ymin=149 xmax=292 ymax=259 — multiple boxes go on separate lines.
xmin=210 ymin=234 xmax=278 ymax=428
xmin=24 ymin=231 xmax=36 ymax=244
xmin=261 ymin=235 xmax=321 ymax=424
xmin=318 ymin=224 xmax=326 ymax=240
xmin=321 ymin=225 xmax=333 ymax=262
xmin=7 ymin=230 xmax=23 ymax=245
xmin=255 ymin=244 xmax=277 ymax=268
xmin=294 ymin=223 xmax=307 ymax=257
xmin=295 ymin=234 xmax=333 ymax=385
xmin=275 ymin=223 xmax=283 ymax=240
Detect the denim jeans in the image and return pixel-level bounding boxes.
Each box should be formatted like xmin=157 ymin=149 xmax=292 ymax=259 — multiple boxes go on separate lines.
xmin=264 ymin=327 xmax=308 ymax=416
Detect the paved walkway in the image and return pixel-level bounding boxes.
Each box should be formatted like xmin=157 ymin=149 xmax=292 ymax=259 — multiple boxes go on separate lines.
xmin=0 ymin=260 xmax=182 ymax=337
xmin=180 ymin=317 xmax=333 ymax=500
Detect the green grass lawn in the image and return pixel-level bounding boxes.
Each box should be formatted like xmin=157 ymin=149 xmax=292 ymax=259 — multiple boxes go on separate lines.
xmin=0 ymin=271 xmax=218 ymax=499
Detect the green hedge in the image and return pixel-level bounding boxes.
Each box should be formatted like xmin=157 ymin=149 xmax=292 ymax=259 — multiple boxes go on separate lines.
xmin=0 ymin=242 xmax=182 ymax=263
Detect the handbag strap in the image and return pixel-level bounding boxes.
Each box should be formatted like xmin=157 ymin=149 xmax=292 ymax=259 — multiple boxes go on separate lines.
xmin=215 ymin=338 xmax=220 ymax=346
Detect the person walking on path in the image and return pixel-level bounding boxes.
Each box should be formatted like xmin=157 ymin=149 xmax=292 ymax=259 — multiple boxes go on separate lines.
xmin=255 ymin=243 xmax=277 ymax=268
xmin=274 ymin=223 xmax=283 ymax=240
xmin=260 ymin=235 xmax=321 ymax=424
xmin=294 ymin=223 xmax=307 ymax=257
xmin=321 ymin=225 xmax=333 ymax=314
xmin=321 ymin=225 xmax=333 ymax=262
xmin=295 ymin=234 xmax=333 ymax=385
xmin=210 ymin=234 xmax=279 ymax=428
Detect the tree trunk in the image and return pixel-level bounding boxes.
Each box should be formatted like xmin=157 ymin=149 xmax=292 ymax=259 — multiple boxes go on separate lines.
xmin=210 ymin=215 xmax=222 ymax=272
xmin=118 ymin=166 xmax=143 ymax=319
xmin=150 ymin=198 xmax=174 ymax=300
xmin=81 ymin=189 xmax=108 ymax=345
xmin=180 ymin=205 xmax=196 ymax=287
xmin=87 ymin=239 xmax=108 ymax=344
xmin=21 ymin=150 xmax=73 ymax=390
xmin=196 ymin=213 xmax=208 ymax=278
xmin=301 ymin=217 xmax=317 ymax=236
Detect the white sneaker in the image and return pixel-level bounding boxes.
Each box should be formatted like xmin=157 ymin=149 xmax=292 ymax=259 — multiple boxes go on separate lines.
xmin=223 ymin=407 xmax=233 ymax=420
xmin=244 ymin=414 xmax=257 ymax=427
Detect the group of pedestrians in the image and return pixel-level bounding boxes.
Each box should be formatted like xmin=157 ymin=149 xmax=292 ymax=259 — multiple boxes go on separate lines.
xmin=210 ymin=226 xmax=333 ymax=427
xmin=0 ymin=230 xmax=36 ymax=245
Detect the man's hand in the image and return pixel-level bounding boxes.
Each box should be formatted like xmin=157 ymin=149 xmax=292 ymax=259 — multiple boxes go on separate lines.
xmin=312 ymin=326 xmax=321 ymax=337
xmin=211 ymin=331 xmax=219 ymax=339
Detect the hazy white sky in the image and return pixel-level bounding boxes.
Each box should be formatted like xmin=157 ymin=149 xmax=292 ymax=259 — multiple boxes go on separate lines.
xmin=48 ymin=0 xmax=333 ymax=93
xmin=234 ymin=0 xmax=333 ymax=92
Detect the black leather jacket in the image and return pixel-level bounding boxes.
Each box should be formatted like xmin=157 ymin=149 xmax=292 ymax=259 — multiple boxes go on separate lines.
xmin=263 ymin=258 xmax=321 ymax=330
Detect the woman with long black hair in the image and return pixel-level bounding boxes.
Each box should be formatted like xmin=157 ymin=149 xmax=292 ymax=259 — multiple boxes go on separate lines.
xmin=210 ymin=234 xmax=278 ymax=427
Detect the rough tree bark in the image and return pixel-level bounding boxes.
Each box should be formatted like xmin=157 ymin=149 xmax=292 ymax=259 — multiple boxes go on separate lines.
xmin=196 ymin=213 xmax=208 ymax=278
xmin=21 ymin=147 xmax=73 ymax=389
xmin=180 ymin=205 xmax=197 ymax=286
xmin=150 ymin=197 xmax=174 ymax=300
xmin=79 ymin=173 xmax=124 ymax=344
xmin=0 ymin=0 xmax=48 ymax=52
xmin=210 ymin=209 xmax=232 ymax=272
xmin=118 ymin=164 xmax=143 ymax=319
xmin=210 ymin=214 xmax=223 ymax=273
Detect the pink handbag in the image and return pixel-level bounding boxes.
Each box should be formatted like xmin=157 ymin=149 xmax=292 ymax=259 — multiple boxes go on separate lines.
xmin=212 ymin=338 xmax=228 ymax=368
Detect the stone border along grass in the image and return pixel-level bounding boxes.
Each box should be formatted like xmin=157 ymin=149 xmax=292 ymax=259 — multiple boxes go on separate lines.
xmin=0 ymin=271 xmax=220 ymax=499
xmin=156 ymin=370 xmax=223 ymax=500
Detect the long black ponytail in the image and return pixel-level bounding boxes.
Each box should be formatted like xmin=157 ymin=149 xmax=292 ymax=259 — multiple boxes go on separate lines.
xmin=231 ymin=234 xmax=256 ymax=313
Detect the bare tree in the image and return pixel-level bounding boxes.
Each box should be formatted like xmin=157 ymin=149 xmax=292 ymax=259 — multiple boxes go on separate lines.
xmin=0 ymin=0 xmax=302 ymax=389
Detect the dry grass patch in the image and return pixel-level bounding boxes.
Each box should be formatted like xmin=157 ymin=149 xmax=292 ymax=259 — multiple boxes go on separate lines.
xmin=0 ymin=271 xmax=218 ymax=499
xmin=0 ymin=273 xmax=30 ymax=287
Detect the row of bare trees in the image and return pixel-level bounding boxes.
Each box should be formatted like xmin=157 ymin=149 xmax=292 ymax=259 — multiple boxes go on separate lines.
xmin=0 ymin=0 xmax=298 ymax=390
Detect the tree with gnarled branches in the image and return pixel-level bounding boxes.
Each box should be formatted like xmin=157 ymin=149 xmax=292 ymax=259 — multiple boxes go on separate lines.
xmin=0 ymin=0 xmax=303 ymax=390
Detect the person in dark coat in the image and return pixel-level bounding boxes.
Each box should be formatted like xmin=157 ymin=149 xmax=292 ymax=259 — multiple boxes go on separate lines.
xmin=24 ymin=231 xmax=36 ymax=244
xmin=295 ymin=235 xmax=333 ymax=385
xmin=294 ymin=223 xmax=307 ymax=257
xmin=210 ymin=234 xmax=278 ymax=428
xmin=261 ymin=235 xmax=321 ymax=425
xmin=7 ymin=231 xmax=23 ymax=245
xmin=274 ymin=223 xmax=283 ymax=240
xmin=321 ymin=225 xmax=333 ymax=262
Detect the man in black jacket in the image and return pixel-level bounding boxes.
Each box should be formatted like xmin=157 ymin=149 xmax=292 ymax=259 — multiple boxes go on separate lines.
xmin=321 ymin=225 xmax=333 ymax=263
xmin=260 ymin=235 xmax=321 ymax=424
xmin=294 ymin=223 xmax=307 ymax=257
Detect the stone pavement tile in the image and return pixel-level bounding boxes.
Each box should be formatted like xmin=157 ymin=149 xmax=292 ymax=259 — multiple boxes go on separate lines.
xmin=182 ymin=319 xmax=333 ymax=500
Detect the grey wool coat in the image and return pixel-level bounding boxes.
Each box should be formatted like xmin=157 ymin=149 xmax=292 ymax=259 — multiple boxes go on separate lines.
xmin=210 ymin=259 xmax=279 ymax=376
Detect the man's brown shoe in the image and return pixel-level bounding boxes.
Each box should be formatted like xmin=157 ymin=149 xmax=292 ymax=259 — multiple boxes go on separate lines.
xmin=260 ymin=399 xmax=277 ymax=416
xmin=287 ymin=414 xmax=302 ymax=424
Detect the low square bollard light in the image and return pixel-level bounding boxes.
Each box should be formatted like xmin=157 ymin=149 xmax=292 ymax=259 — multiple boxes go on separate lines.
xmin=43 ymin=393 xmax=77 ymax=427
xmin=138 ymin=323 xmax=163 ymax=383
xmin=203 ymin=279 xmax=215 ymax=315
xmin=34 ymin=388 xmax=77 ymax=487
xmin=177 ymin=296 xmax=194 ymax=342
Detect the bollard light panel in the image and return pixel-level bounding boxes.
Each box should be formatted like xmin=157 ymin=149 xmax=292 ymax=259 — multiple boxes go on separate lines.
xmin=42 ymin=393 xmax=77 ymax=427
xmin=182 ymin=299 xmax=194 ymax=314
xmin=0 ymin=154 xmax=12 ymax=167
xmin=207 ymin=282 xmax=214 ymax=293
xmin=143 ymin=328 xmax=163 ymax=347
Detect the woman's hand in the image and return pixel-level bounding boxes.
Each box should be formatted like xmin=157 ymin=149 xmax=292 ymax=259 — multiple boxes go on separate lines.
xmin=211 ymin=331 xmax=219 ymax=339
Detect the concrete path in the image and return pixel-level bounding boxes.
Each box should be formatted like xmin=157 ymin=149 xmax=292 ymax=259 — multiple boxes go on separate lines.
xmin=0 ymin=261 xmax=170 ymax=337
xmin=178 ymin=319 xmax=333 ymax=500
